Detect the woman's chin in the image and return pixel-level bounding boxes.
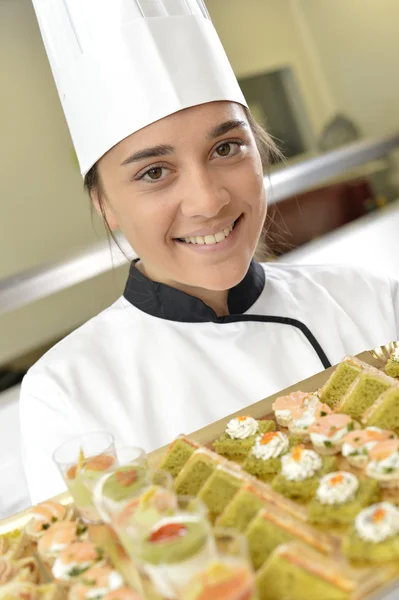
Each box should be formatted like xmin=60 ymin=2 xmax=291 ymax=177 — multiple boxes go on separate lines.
xmin=183 ymin=256 xmax=252 ymax=292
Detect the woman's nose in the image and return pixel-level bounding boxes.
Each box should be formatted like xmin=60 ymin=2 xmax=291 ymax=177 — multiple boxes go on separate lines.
xmin=179 ymin=169 xmax=230 ymax=219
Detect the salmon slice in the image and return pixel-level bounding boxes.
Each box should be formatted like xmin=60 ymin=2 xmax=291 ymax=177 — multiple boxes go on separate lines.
xmin=85 ymin=455 xmax=116 ymax=472
xmin=272 ymin=391 xmax=310 ymax=412
xmin=71 ymin=565 xmax=122 ymax=600
xmin=183 ymin=565 xmax=254 ymax=600
xmin=38 ymin=521 xmax=79 ymax=553
xmin=59 ymin=541 xmax=99 ymax=565
xmin=290 ymin=401 xmax=332 ymax=422
xmin=343 ymin=428 xmax=395 ymax=449
xmin=308 ymin=413 xmax=353 ymax=437
xmin=103 ymin=587 xmax=142 ymax=600
xmin=80 ymin=565 xmax=115 ymax=585
xmin=369 ymin=439 xmax=399 ymax=461
xmin=67 ymin=454 xmax=116 ymax=480
xmin=31 ymin=502 xmax=68 ymax=532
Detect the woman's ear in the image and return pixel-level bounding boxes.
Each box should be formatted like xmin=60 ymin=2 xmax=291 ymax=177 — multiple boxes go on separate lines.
xmin=90 ymin=188 xmax=119 ymax=231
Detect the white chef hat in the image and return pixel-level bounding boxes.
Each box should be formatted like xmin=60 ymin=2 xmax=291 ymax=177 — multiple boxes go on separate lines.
xmin=31 ymin=0 xmax=247 ymax=176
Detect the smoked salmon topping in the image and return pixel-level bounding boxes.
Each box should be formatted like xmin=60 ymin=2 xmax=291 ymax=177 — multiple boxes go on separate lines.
xmin=38 ymin=521 xmax=79 ymax=554
xmin=369 ymin=439 xmax=399 ymax=461
xmin=103 ymin=587 xmax=142 ymax=600
xmin=115 ymin=469 xmax=138 ymax=487
xmin=67 ymin=454 xmax=115 ymax=480
xmin=31 ymin=501 xmax=67 ymax=532
xmin=59 ymin=541 xmax=99 ymax=564
xmin=309 ymin=413 xmax=353 ymax=437
xmin=148 ymin=523 xmax=188 ymax=544
xmin=85 ymin=455 xmax=115 ymax=472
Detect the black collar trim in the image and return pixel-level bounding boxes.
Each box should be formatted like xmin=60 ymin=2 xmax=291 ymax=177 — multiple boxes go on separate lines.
xmin=123 ymin=260 xmax=332 ymax=370
xmin=218 ymin=314 xmax=332 ymax=369
xmin=123 ymin=260 xmax=266 ymax=323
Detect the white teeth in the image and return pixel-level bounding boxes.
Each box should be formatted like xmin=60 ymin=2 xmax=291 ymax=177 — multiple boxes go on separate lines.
xmin=181 ymin=221 xmax=235 ymax=245
xmin=204 ymin=234 xmax=216 ymax=245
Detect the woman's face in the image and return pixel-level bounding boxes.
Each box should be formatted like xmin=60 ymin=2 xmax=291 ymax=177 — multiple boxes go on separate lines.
xmin=96 ymin=101 xmax=267 ymax=292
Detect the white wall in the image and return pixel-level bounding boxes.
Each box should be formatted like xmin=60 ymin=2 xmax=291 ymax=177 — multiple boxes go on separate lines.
xmin=206 ymin=0 xmax=336 ymax=138
xmin=298 ymin=0 xmax=399 ymax=137
xmin=0 ymin=0 xmax=128 ymax=364
xmin=0 ymin=0 xmax=104 ymax=279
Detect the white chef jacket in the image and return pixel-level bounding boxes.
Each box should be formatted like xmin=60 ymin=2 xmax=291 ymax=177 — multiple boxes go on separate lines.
xmin=20 ymin=261 xmax=399 ymax=505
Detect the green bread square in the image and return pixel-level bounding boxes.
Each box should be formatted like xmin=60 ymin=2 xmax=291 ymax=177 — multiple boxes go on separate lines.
xmin=271 ymin=474 xmax=319 ymax=503
xmin=245 ymin=513 xmax=296 ymax=570
xmin=386 ymin=357 xmax=399 ymax=379
xmin=159 ymin=438 xmax=196 ymax=478
xmin=319 ymin=362 xmax=361 ymax=408
xmin=173 ymin=451 xmax=218 ymax=496
xmin=308 ymin=479 xmax=380 ymax=526
xmin=213 ymin=420 xmax=275 ymax=460
xmin=342 ymin=528 xmax=399 ymax=563
xmin=216 ymin=487 xmax=264 ymax=532
xmin=198 ymin=468 xmax=243 ymax=522
xmin=339 ymin=374 xmax=390 ymax=420
xmin=256 ymin=552 xmax=349 ymax=600
xmin=242 ymin=454 xmax=281 ymax=482
xmin=288 ymin=433 xmax=305 ymax=447
xmin=271 ymin=456 xmax=337 ymax=502
xmin=366 ymin=387 xmax=399 ymax=433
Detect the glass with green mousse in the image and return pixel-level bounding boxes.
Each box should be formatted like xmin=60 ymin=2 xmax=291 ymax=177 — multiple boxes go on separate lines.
xmin=53 ymin=432 xmax=117 ymax=523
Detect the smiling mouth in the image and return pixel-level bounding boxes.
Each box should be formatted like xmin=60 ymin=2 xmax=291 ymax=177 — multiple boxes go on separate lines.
xmin=175 ymin=217 xmax=241 ymax=246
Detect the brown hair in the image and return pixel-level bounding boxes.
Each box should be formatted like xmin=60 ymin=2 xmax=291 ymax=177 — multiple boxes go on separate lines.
xmin=84 ymin=106 xmax=282 ymax=259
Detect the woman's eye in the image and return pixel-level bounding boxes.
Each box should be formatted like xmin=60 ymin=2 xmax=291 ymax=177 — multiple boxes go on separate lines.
xmin=146 ymin=167 xmax=163 ymax=180
xmin=138 ymin=166 xmax=166 ymax=182
xmin=214 ymin=141 xmax=242 ymax=158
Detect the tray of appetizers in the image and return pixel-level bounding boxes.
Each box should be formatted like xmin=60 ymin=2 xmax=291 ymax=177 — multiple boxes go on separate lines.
xmin=1 ymin=342 xmax=398 ymax=600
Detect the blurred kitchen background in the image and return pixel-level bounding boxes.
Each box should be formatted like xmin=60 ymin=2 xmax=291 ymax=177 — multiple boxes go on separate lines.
xmin=0 ymin=0 xmax=399 ymax=516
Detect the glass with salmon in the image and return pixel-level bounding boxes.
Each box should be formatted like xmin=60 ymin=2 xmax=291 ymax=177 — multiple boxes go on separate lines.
xmin=53 ymin=432 xmax=116 ymax=523
xmin=174 ymin=528 xmax=257 ymax=600
xmin=115 ymin=495 xmax=213 ymax=599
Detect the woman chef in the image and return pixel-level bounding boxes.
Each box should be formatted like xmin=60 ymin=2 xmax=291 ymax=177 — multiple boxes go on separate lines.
xmin=21 ymin=0 xmax=399 ymax=504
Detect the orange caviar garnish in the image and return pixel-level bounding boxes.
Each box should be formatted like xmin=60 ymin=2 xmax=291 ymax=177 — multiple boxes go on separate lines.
xmin=237 ymin=416 xmax=250 ymax=422
xmin=330 ymin=474 xmax=344 ymax=486
xmin=260 ymin=432 xmax=278 ymax=445
xmin=292 ymin=445 xmax=304 ymax=461
xmin=372 ymin=507 xmax=386 ymax=523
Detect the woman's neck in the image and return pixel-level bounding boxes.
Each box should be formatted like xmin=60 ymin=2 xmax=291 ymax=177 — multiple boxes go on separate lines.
xmin=135 ymin=261 xmax=229 ymax=317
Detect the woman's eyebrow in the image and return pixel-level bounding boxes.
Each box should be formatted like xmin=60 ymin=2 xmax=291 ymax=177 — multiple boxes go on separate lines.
xmin=121 ymin=144 xmax=174 ymax=166
xmin=208 ymin=119 xmax=248 ymax=139
xmin=120 ymin=119 xmax=247 ymax=166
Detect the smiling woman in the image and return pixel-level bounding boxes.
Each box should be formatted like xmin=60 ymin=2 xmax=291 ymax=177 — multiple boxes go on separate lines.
xmin=20 ymin=0 xmax=399 ymax=505
xmin=84 ymin=103 xmax=274 ymax=315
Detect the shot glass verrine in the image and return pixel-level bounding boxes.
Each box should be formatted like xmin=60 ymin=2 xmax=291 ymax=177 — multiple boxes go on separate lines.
xmin=53 ymin=431 xmax=116 ymax=523
xmin=175 ymin=528 xmax=257 ymax=600
xmin=92 ymin=465 xmax=172 ymax=600
xmin=123 ymin=495 xmax=214 ymax=598
xmin=115 ymin=445 xmax=149 ymax=469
